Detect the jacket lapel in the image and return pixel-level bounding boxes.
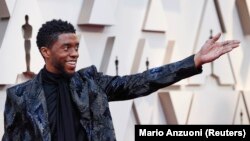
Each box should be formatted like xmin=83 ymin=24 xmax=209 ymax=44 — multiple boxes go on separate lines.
xmin=70 ymin=73 xmax=91 ymax=121
xmin=70 ymin=73 xmax=93 ymax=141
xmin=26 ymin=71 xmax=51 ymax=141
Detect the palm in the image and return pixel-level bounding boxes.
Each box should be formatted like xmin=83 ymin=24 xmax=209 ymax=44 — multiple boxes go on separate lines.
xmin=200 ymin=42 xmax=225 ymax=63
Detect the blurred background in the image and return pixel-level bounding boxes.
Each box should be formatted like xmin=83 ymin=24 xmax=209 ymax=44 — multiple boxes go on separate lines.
xmin=0 ymin=0 xmax=250 ymax=140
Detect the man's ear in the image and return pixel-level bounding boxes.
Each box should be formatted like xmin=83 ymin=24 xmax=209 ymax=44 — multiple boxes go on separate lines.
xmin=40 ymin=47 xmax=50 ymax=59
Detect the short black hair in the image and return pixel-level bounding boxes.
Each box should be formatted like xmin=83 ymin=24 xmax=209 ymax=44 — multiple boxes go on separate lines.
xmin=36 ymin=19 xmax=76 ymax=49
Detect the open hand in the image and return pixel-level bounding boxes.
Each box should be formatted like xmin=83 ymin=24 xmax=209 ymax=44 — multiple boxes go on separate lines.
xmin=194 ymin=33 xmax=240 ymax=68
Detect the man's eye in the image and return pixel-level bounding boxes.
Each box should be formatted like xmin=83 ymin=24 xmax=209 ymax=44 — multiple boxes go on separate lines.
xmin=63 ymin=45 xmax=69 ymax=51
xmin=75 ymin=46 xmax=79 ymax=51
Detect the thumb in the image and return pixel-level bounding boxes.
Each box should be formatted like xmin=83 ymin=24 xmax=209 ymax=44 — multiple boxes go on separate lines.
xmin=211 ymin=32 xmax=221 ymax=43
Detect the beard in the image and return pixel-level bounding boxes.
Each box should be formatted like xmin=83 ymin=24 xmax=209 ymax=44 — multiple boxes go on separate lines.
xmin=52 ymin=59 xmax=74 ymax=79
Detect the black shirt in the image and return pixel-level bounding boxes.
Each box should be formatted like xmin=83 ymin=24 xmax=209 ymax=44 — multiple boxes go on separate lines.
xmin=42 ymin=68 xmax=88 ymax=141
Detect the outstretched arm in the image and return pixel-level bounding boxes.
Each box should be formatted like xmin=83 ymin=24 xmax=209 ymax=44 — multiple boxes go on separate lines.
xmin=93 ymin=33 xmax=240 ymax=101
xmin=194 ymin=33 xmax=240 ymax=68
xmin=95 ymin=55 xmax=202 ymax=101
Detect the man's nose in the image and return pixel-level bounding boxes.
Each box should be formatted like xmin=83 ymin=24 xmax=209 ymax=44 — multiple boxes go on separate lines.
xmin=69 ymin=48 xmax=79 ymax=58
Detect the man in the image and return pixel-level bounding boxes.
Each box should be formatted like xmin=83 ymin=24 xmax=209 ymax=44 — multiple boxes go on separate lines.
xmin=2 ymin=19 xmax=240 ymax=141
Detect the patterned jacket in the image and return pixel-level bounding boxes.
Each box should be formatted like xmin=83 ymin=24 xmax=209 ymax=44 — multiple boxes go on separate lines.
xmin=2 ymin=55 xmax=201 ymax=141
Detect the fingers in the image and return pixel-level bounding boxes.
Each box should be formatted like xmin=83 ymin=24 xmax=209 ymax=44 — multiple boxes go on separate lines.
xmin=227 ymin=42 xmax=240 ymax=49
xmin=206 ymin=32 xmax=221 ymax=45
xmin=224 ymin=40 xmax=240 ymax=45
xmin=221 ymin=41 xmax=240 ymax=54
xmin=222 ymin=46 xmax=233 ymax=54
xmin=211 ymin=32 xmax=221 ymax=43
xmin=231 ymin=40 xmax=241 ymax=44
xmin=219 ymin=40 xmax=240 ymax=47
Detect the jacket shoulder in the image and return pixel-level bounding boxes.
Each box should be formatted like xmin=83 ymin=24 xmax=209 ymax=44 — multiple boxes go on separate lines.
xmin=8 ymin=80 xmax=32 ymax=94
xmin=77 ymin=65 xmax=99 ymax=78
xmin=6 ymin=80 xmax=33 ymax=106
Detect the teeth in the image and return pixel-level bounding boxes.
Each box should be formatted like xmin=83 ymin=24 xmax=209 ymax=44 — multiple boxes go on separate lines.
xmin=67 ymin=61 xmax=76 ymax=65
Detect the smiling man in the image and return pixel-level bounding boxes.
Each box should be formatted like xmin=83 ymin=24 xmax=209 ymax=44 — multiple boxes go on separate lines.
xmin=40 ymin=32 xmax=79 ymax=75
xmin=2 ymin=19 xmax=240 ymax=141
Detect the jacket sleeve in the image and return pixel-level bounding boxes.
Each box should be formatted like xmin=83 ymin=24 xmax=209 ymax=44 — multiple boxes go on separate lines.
xmin=2 ymin=87 xmax=25 ymax=141
xmin=95 ymin=55 xmax=202 ymax=101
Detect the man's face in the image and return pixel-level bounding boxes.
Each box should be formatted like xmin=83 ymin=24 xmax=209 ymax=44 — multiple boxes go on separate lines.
xmin=44 ymin=33 xmax=79 ymax=75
